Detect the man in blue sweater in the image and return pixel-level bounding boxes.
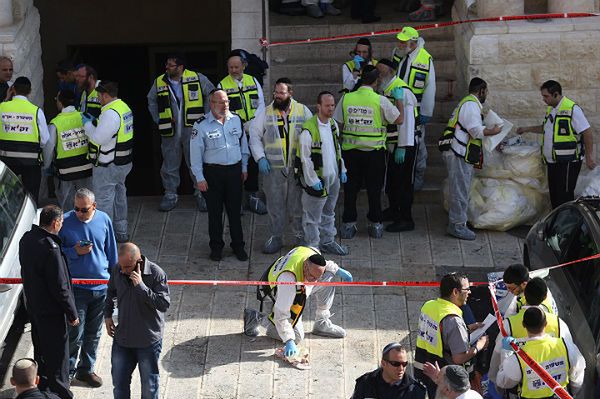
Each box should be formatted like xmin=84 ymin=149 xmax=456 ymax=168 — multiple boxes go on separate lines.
xmin=59 ymin=188 xmax=118 ymax=388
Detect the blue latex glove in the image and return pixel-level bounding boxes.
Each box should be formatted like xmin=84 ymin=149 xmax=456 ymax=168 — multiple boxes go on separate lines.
xmin=340 ymin=172 xmax=347 ymax=184
xmin=311 ymin=181 xmax=323 ymax=191
xmin=394 ymin=147 xmax=406 ymax=164
xmin=258 ymin=158 xmax=271 ymax=175
xmin=353 ymin=55 xmax=364 ymax=70
xmin=81 ymin=112 xmax=94 ymax=125
xmin=419 ymin=115 xmax=431 ymax=125
xmin=502 ymin=336 xmax=517 ymax=351
xmin=390 ymin=87 xmax=404 ymax=101
xmin=284 ymin=340 xmax=298 ymax=357
xmin=336 ymin=268 xmax=353 ymax=282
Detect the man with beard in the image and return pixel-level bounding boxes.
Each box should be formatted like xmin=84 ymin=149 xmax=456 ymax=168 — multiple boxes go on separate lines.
xmin=297 ymin=91 xmax=348 ymax=255
xmin=414 ymin=273 xmax=489 ymax=398
xmin=147 ymin=54 xmax=215 ymax=212
xmin=218 ymin=52 xmax=267 ymax=215
xmin=342 ymin=38 xmax=378 ymax=93
xmin=376 ymin=58 xmax=419 ymax=232
xmin=423 ymin=364 xmax=483 ymax=399
xmin=351 ymin=343 xmax=426 ymax=399
xmin=75 ymin=64 xmax=101 ymax=119
xmin=249 ymin=78 xmax=312 ymax=253
xmin=392 ymin=27 xmax=435 ymax=191
xmin=438 ymin=78 xmax=501 ymax=240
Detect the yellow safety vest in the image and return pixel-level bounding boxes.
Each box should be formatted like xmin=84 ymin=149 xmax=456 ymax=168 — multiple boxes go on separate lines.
xmin=88 ymin=99 xmax=134 ymax=167
xmin=542 ymin=96 xmax=581 ymax=163
xmin=382 ymin=77 xmax=419 ymax=146
xmin=517 ymin=337 xmax=570 ymax=399
xmin=344 ymin=58 xmax=378 ymax=74
xmin=393 ymin=47 xmax=432 ymax=110
xmin=262 ymin=100 xmax=309 ymax=169
xmin=415 ymin=298 xmax=463 ymax=366
xmin=516 ymin=294 xmax=557 ymax=316
xmin=294 ymin=115 xmax=342 ymax=197
xmin=79 ymin=88 xmax=101 ymax=119
xmin=438 ymin=94 xmax=483 ymax=166
xmin=341 ymin=87 xmax=386 ymax=151
xmin=219 ymin=74 xmax=259 ymax=123
xmin=0 ymin=97 xmax=41 ymax=166
xmin=155 ymin=69 xmax=205 ymax=137
xmin=50 ymin=110 xmax=92 ymax=181
xmin=507 ymin=307 xmax=560 ymax=339
xmin=267 ymin=246 xmax=320 ymax=328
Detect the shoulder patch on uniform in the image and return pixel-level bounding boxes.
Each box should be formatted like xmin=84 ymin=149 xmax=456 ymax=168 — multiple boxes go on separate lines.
xmin=45 ymin=237 xmax=58 ymax=249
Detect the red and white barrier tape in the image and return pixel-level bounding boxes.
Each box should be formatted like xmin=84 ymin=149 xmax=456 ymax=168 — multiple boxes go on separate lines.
xmin=259 ymin=12 xmax=598 ymax=47
xmin=488 ymin=283 xmax=573 ymax=399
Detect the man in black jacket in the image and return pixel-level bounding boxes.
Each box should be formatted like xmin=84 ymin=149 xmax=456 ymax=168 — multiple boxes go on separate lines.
xmin=10 ymin=358 xmax=60 ymax=399
xmin=19 ymin=205 xmax=79 ymax=399
xmin=352 ymin=342 xmax=427 ymax=399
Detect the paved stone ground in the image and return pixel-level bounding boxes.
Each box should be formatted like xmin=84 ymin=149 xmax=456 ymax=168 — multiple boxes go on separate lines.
xmin=0 ymin=194 xmax=525 ymax=399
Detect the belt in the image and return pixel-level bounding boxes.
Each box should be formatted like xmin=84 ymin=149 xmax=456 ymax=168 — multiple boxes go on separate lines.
xmin=203 ymin=161 xmax=241 ymax=169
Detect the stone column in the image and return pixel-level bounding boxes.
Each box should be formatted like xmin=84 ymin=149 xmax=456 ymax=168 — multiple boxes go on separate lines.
xmin=0 ymin=0 xmax=13 ymax=27
xmin=548 ymin=0 xmax=595 ymax=13
xmin=230 ymin=0 xmax=264 ymax=55
xmin=476 ymin=0 xmax=524 ymax=18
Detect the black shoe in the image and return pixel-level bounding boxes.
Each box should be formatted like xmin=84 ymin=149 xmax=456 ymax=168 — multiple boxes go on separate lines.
xmin=385 ymin=221 xmax=415 ymax=232
xmin=362 ymin=15 xmax=381 ymax=23
xmin=233 ymin=247 xmax=248 ymax=261
xmin=209 ymin=250 xmax=222 ymax=261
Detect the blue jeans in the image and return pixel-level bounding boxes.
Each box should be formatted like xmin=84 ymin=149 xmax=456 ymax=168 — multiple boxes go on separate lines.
xmin=111 ymin=340 xmax=162 ymax=399
xmin=69 ymin=287 xmax=107 ymax=376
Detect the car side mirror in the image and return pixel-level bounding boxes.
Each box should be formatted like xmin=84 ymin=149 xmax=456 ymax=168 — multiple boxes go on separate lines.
xmin=536 ymin=223 xmax=545 ymax=241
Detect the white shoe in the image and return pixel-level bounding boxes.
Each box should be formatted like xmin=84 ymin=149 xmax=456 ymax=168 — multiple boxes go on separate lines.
xmin=312 ymin=318 xmax=346 ymax=338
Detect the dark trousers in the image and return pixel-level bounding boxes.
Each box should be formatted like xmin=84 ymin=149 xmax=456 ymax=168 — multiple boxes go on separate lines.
xmin=244 ymin=155 xmax=259 ymax=193
xmin=547 ymin=161 xmax=581 ymax=209
xmin=351 ymin=0 xmax=377 ymax=17
xmin=30 ymin=313 xmax=73 ymax=399
xmin=4 ymin=163 xmax=41 ymax=202
xmin=203 ymin=162 xmax=245 ymax=251
xmin=342 ymin=149 xmax=386 ymax=224
xmin=385 ymin=143 xmax=418 ymax=223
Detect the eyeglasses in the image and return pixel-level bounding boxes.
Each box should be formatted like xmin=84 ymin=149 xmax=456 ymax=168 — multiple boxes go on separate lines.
xmin=385 ymin=359 xmax=408 ymax=368
xmin=74 ymin=206 xmax=91 ymax=214
xmin=460 ymin=287 xmax=471 ymax=292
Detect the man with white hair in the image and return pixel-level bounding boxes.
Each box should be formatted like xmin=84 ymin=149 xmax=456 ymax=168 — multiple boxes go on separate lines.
xmin=424 ymin=363 xmax=483 ymax=399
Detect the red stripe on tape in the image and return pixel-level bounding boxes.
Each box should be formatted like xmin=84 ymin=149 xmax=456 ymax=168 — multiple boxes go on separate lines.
xmin=260 ymin=12 xmax=598 ymax=47
xmin=488 ymin=284 xmax=573 ymax=399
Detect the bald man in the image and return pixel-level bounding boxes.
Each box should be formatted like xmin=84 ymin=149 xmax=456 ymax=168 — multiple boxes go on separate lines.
xmin=104 ymin=242 xmax=170 ymax=399
xmin=10 ymin=358 xmax=60 ymax=399
xmin=0 ymin=56 xmax=13 ymax=102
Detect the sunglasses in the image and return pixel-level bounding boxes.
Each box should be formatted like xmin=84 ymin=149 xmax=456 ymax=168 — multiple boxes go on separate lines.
xmin=74 ymin=206 xmax=91 ymax=214
xmin=385 ymin=359 xmax=408 ymax=368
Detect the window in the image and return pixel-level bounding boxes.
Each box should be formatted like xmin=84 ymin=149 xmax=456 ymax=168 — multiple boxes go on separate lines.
xmin=0 ymin=167 xmax=26 ymax=262
xmin=545 ymin=207 xmax=583 ymax=257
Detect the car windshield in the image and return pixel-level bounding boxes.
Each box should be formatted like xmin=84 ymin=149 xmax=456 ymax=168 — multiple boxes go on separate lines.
xmin=0 ymin=166 xmax=26 ymax=262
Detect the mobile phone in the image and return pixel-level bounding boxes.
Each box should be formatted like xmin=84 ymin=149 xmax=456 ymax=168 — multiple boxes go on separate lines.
xmin=80 ymin=239 xmax=93 ymax=246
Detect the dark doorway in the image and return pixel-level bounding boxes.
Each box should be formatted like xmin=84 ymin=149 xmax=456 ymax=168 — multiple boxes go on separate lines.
xmin=69 ymin=44 xmax=227 ymax=196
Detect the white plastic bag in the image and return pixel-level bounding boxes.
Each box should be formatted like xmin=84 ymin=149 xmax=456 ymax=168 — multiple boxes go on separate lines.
xmin=575 ymin=166 xmax=600 ymax=197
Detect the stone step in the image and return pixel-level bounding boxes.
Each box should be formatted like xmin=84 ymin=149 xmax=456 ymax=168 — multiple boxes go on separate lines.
xmin=269 ymin=22 xmax=454 ymax=42
xmin=269 ymin=58 xmax=457 ymax=83
xmin=269 ymin=40 xmax=456 ymax=64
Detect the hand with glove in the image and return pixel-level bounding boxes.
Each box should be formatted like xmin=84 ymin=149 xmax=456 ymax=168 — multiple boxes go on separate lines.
xmin=284 ymin=339 xmax=298 ymax=358
xmin=394 ymin=147 xmax=406 ymax=164
xmin=419 ymin=115 xmax=431 ymax=126
xmin=502 ymin=336 xmax=517 ymax=352
xmin=340 ymin=172 xmax=347 ymax=184
xmin=258 ymin=157 xmax=271 ymax=175
xmin=336 ymin=267 xmax=353 ymax=282
xmin=81 ymin=112 xmax=95 ymax=126
xmin=311 ymin=181 xmax=323 ymax=191
xmin=353 ymin=55 xmax=364 ymax=71
xmin=390 ymin=87 xmax=404 ymax=101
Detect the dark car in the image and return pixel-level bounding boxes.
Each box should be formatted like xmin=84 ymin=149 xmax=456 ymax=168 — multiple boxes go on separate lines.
xmin=523 ymin=196 xmax=600 ymax=398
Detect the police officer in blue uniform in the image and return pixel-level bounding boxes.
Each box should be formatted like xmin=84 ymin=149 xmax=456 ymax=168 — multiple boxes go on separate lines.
xmin=18 ymin=205 xmax=79 ymax=399
xmin=190 ymin=89 xmax=250 ymax=262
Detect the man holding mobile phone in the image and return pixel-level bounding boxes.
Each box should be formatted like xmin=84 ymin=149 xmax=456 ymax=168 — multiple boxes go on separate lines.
xmin=58 ymin=188 xmax=118 ymax=388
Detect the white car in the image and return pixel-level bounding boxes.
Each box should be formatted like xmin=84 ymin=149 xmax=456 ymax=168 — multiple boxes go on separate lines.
xmin=0 ymin=160 xmax=38 ymax=346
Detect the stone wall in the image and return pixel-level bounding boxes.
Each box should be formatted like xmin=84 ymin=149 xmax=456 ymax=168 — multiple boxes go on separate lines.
xmin=454 ymin=0 xmax=600 ymax=161
xmin=0 ymin=0 xmax=43 ymax=106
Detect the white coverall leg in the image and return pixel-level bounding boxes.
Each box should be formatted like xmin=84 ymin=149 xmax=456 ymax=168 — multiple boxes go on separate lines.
xmin=263 ymin=168 xmax=303 ymax=240
xmin=160 ymin=126 xmax=201 ymax=199
xmin=54 ymin=177 xmax=93 ymax=211
xmin=445 ymin=152 xmax=473 ymax=225
xmin=301 ymin=178 xmax=340 ymax=247
xmin=413 ymin=128 xmax=427 ymax=191
xmin=93 ymin=163 xmax=132 ymax=237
